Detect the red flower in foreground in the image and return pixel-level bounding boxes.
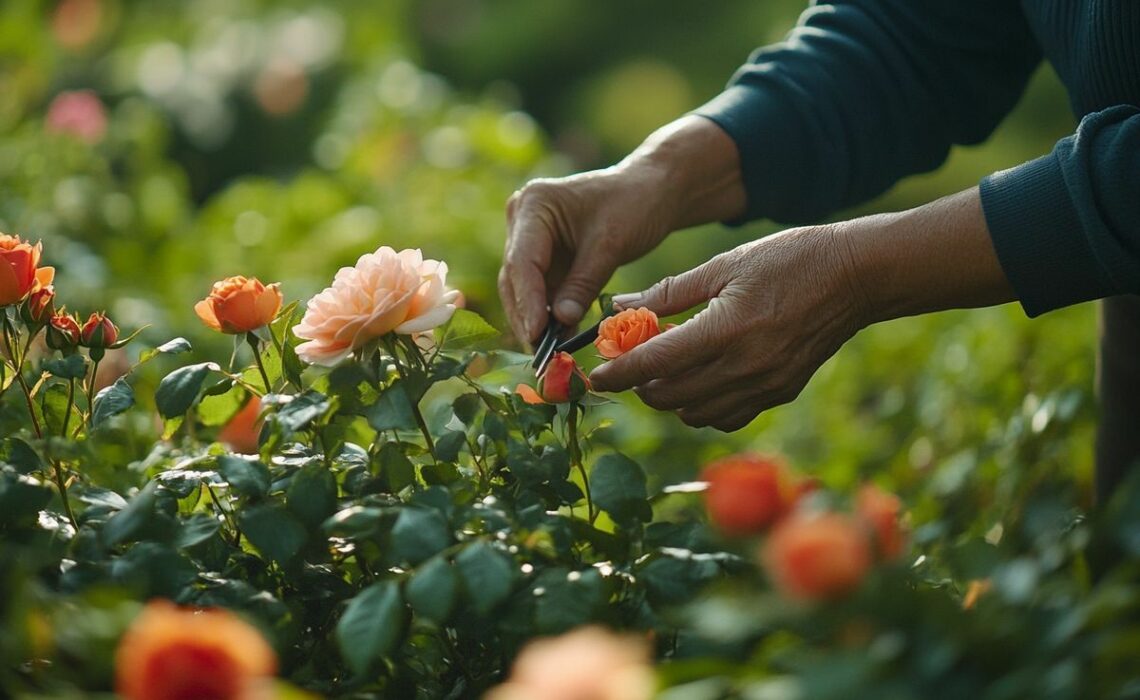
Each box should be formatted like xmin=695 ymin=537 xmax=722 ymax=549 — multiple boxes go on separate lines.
xmin=762 ymin=513 xmax=872 ymax=601
xmin=115 ymin=600 xmax=277 ymax=700
xmin=855 ymin=483 xmax=908 ymax=560
xmin=519 ymin=351 xmax=590 ymax=404
xmin=702 ymin=453 xmax=801 ymax=535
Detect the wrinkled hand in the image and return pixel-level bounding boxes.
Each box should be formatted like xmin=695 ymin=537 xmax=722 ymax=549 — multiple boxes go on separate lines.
xmin=499 ymin=165 xmax=675 ymax=344
xmin=589 ymin=226 xmax=867 ymax=432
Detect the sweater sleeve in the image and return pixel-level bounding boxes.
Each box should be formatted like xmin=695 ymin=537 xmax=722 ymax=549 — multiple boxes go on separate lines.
xmin=980 ymin=106 xmax=1140 ymax=316
xmin=694 ymin=0 xmax=1041 ymax=225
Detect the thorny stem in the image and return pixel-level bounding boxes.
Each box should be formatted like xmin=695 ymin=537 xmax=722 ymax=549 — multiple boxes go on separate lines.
xmin=248 ymin=333 xmax=272 ymax=395
xmin=568 ymin=403 xmax=594 ymax=523
xmin=3 ymin=314 xmax=43 ymax=439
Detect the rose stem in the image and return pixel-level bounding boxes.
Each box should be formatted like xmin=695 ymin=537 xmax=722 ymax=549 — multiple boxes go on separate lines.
xmin=384 ymin=338 xmax=436 ymax=458
xmin=247 ymin=332 xmax=272 ymax=395
xmin=568 ymin=403 xmax=594 ymax=523
xmin=2 ymin=314 xmax=43 ymax=439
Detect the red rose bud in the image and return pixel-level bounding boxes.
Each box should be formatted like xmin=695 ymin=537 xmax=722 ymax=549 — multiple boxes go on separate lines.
xmin=20 ymin=286 xmax=56 ymax=327
xmin=80 ymin=311 xmax=118 ymax=348
xmin=46 ymin=312 xmax=81 ymax=350
xmin=537 ymin=352 xmax=590 ymax=403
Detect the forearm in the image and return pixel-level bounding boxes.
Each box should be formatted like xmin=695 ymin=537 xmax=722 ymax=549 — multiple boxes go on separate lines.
xmin=837 ymin=187 xmax=1015 ymax=326
xmin=618 ymin=115 xmax=747 ymax=231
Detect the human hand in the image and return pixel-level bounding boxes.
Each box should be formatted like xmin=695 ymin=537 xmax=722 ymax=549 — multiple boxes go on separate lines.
xmin=588 ymin=225 xmax=867 ymax=431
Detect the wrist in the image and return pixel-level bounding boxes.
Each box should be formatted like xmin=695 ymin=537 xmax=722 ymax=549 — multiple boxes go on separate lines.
xmin=619 ymin=115 xmax=747 ymax=231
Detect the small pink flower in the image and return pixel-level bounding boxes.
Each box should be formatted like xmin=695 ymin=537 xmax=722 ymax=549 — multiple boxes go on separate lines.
xmin=45 ymin=90 xmax=107 ymax=144
xmin=292 ymin=247 xmax=459 ymax=366
xmin=485 ymin=626 xmax=654 ymax=700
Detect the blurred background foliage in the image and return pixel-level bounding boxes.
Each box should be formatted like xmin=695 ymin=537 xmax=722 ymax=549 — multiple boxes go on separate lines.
xmin=0 ymin=0 xmax=1094 ymax=508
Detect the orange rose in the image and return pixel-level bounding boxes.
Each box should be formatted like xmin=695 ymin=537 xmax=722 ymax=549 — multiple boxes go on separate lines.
xmin=594 ymin=307 xmax=661 ymax=359
xmin=702 ymin=453 xmax=800 ymax=535
xmin=80 ymin=311 xmax=118 ymax=348
xmin=537 ymin=352 xmax=590 ymax=403
xmin=762 ymin=513 xmax=872 ymax=601
xmin=292 ymin=247 xmax=459 ymax=366
xmin=854 ymin=483 xmax=908 ymax=561
xmin=485 ymin=626 xmax=654 ymax=700
xmin=219 ymin=396 xmax=263 ymax=454
xmin=115 ymin=600 xmax=277 ymax=700
xmin=195 ymin=276 xmax=283 ymax=335
xmin=0 ymin=233 xmax=55 ymax=307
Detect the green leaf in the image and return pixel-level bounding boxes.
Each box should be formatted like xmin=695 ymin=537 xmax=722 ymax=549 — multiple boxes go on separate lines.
xmin=43 ymin=353 xmax=87 ymax=379
xmin=407 ymin=556 xmax=457 ymax=624
xmin=391 ymin=508 xmax=452 ymax=565
xmin=374 ymin=442 xmax=415 ymax=493
xmin=1 ymin=437 xmax=42 ymax=474
xmin=91 ymin=377 xmax=135 ymax=429
xmin=240 ymin=504 xmax=308 ymax=563
xmin=590 ymin=453 xmax=652 ymax=525
xmin=217 ymin=455 xmax=270 ymax=498
xmin=366 ymin=381 xmax=418 ymax=432
xmin=323 ymin=506 xmax=384 ymax=539
xmin=155 ymin=362 xmax=218 ymax=418
xmin=40 ymin=382 xmax=75 ymax=436
xmin=452 ymin=394 xmax=482 ymax=425
xmin=198 ymin=385 xmax=246 ymax=427
xmin=103 ymin=481 xmax=159 ymax=546
xmin=435 ymin=309 xmax=499 ymax=349
xmin=138 ymin=337 xmax=193 ymax=364
xmin=434 ymin=430 xmax=466 ymax=462
xmin=175 ymin=513 xmax=222 ymax=548
xmin=287 ymin=463 xmax=338 ymax=530
xmin=336 ymin=581 xmax=406 ymax=675
xmin=533 ymin=568 xmax=606 ymax=634
xmin=639 ymin=549 xmax=724 ymax=606
xmin=272 ymin=390 xmax=331 ymax=434
xmin=0 ymin=472 xmax=52 ymax=525
xmin=456 ymin=542 xmax=515 ymax=615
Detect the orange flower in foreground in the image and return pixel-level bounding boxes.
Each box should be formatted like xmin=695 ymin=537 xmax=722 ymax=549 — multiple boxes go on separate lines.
xmin=116 ymin=600 xmax=277 ymax=700
xmin=484 ymin=626 xmax=654 ymax=700
xmin=537 ymin=352 xmax=590 ymax=403
xmin=594 ymin=307 xmax=661 ymax=359
xmin=219 ymin=396 xmax=263 ymax=454
xmin=702 ymin=453 xmax=801 ymax=536
xmin=195 ymin=276 xmax=283 ymax=334
xmin=855 ymin=483 xmax=908 ymax=561
xmin=762 ymin=513 xmax=872 ymax=601
xmin=292 ymin=247 xmax=459 ymax=366
xmin=0 ymin=233 xmax=54 ymax=307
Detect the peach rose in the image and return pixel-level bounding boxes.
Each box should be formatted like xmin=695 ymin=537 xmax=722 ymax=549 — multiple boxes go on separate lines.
xmin=537 ymin=351 xmax=590 ymax=403
xmin=855 ymin=483 xmax=908 ymax=561
xmin=44 ymin=90 xmax=107 ymax=144
xmin=195 ymin=276 xmax=283 ymax=335
xmin=219 ymin=396 xmax=263 ymax=454
xmin=484 ymin=626 xmax=654 ymax=700
xmin=762 ymin=512 xmax=872 ymax=601
xmin=115 ymin=600 xmax=277 ymax=700
xmin=0 ymin=233 xmax=55 ymax=307
xmin=292 ymin=247 xmax=459 ymax=366
xmin=594 ymin=307 xmax=660 ymax=359
xmin=702 ymin=453 xmax=802 ymax=536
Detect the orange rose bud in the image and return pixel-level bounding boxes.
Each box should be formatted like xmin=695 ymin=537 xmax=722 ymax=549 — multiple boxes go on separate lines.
xmin=514 ymin=383 xmax=545 ymax=406
xmin=80 ymin=311 xmax=119 ymax=348
xmin=21 ymin=285 xmax=56 ymax=326
xmin=537 ymin=351 xmax=590 ymax=403
xmin=46 ymin=312 xmax=81 ymax=350
xmin=115 ymin=599 xmax=277 ymax=700
xmin=702 ymin=453 xmax=800 ymax=535
xmin=219 ymin=396 xmax=263 ymax=454
xmin=0 ymin=233 xmax=55 ymax=307
xmin=762 ymin=513 xmax=873 ymax=601
xmin=594 ymin=307 xmax=661 ymax=359
xmin=855 ymin=483 xmax=908 ymax=561
xmin=195 ymin=276 xmax=283 ymax=334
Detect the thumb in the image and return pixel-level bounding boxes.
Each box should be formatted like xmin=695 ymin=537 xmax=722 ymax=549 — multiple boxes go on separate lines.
xmin=552 ymin=253 xmax=615 ymax=326
xmin=613 ymin=256 xmax=731 ymax=316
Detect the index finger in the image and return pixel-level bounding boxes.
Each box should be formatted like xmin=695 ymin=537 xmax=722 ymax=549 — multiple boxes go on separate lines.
xmin=502 ymin=204 xmax=555 ymax=344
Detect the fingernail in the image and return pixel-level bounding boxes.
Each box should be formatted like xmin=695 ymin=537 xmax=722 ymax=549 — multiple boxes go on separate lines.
xmin=612 ymin=293 xmax=642 ymax=309
xmin=555 ymin=299 xmax=585 ymax=323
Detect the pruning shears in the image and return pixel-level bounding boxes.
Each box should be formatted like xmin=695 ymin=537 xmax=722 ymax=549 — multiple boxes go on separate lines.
xmin=530 ymin=297 xmax=616 ymax=377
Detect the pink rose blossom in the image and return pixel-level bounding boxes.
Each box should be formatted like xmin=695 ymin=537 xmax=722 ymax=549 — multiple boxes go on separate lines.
xmin=292 ymin=246 xmax=459 ymax=366
xmin=484 ymin=626 xmax=654 ymax=700
xmin=45 ymin=90 xmax=107 ymax=144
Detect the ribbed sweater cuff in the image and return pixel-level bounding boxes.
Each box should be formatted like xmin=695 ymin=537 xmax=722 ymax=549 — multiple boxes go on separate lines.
xmin=693 ymin=85 xmax=802 ymax=226
xmin=980 ymin=154 xmax=1112 ymax=317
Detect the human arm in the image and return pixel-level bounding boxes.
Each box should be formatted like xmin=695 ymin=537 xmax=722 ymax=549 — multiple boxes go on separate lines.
xmin=588 ymin=187 xmax=1011 ymax=430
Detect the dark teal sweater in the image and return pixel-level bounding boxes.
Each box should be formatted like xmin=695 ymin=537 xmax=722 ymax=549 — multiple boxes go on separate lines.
xmin=696 ymin=0 xmax=1140 ymax=317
